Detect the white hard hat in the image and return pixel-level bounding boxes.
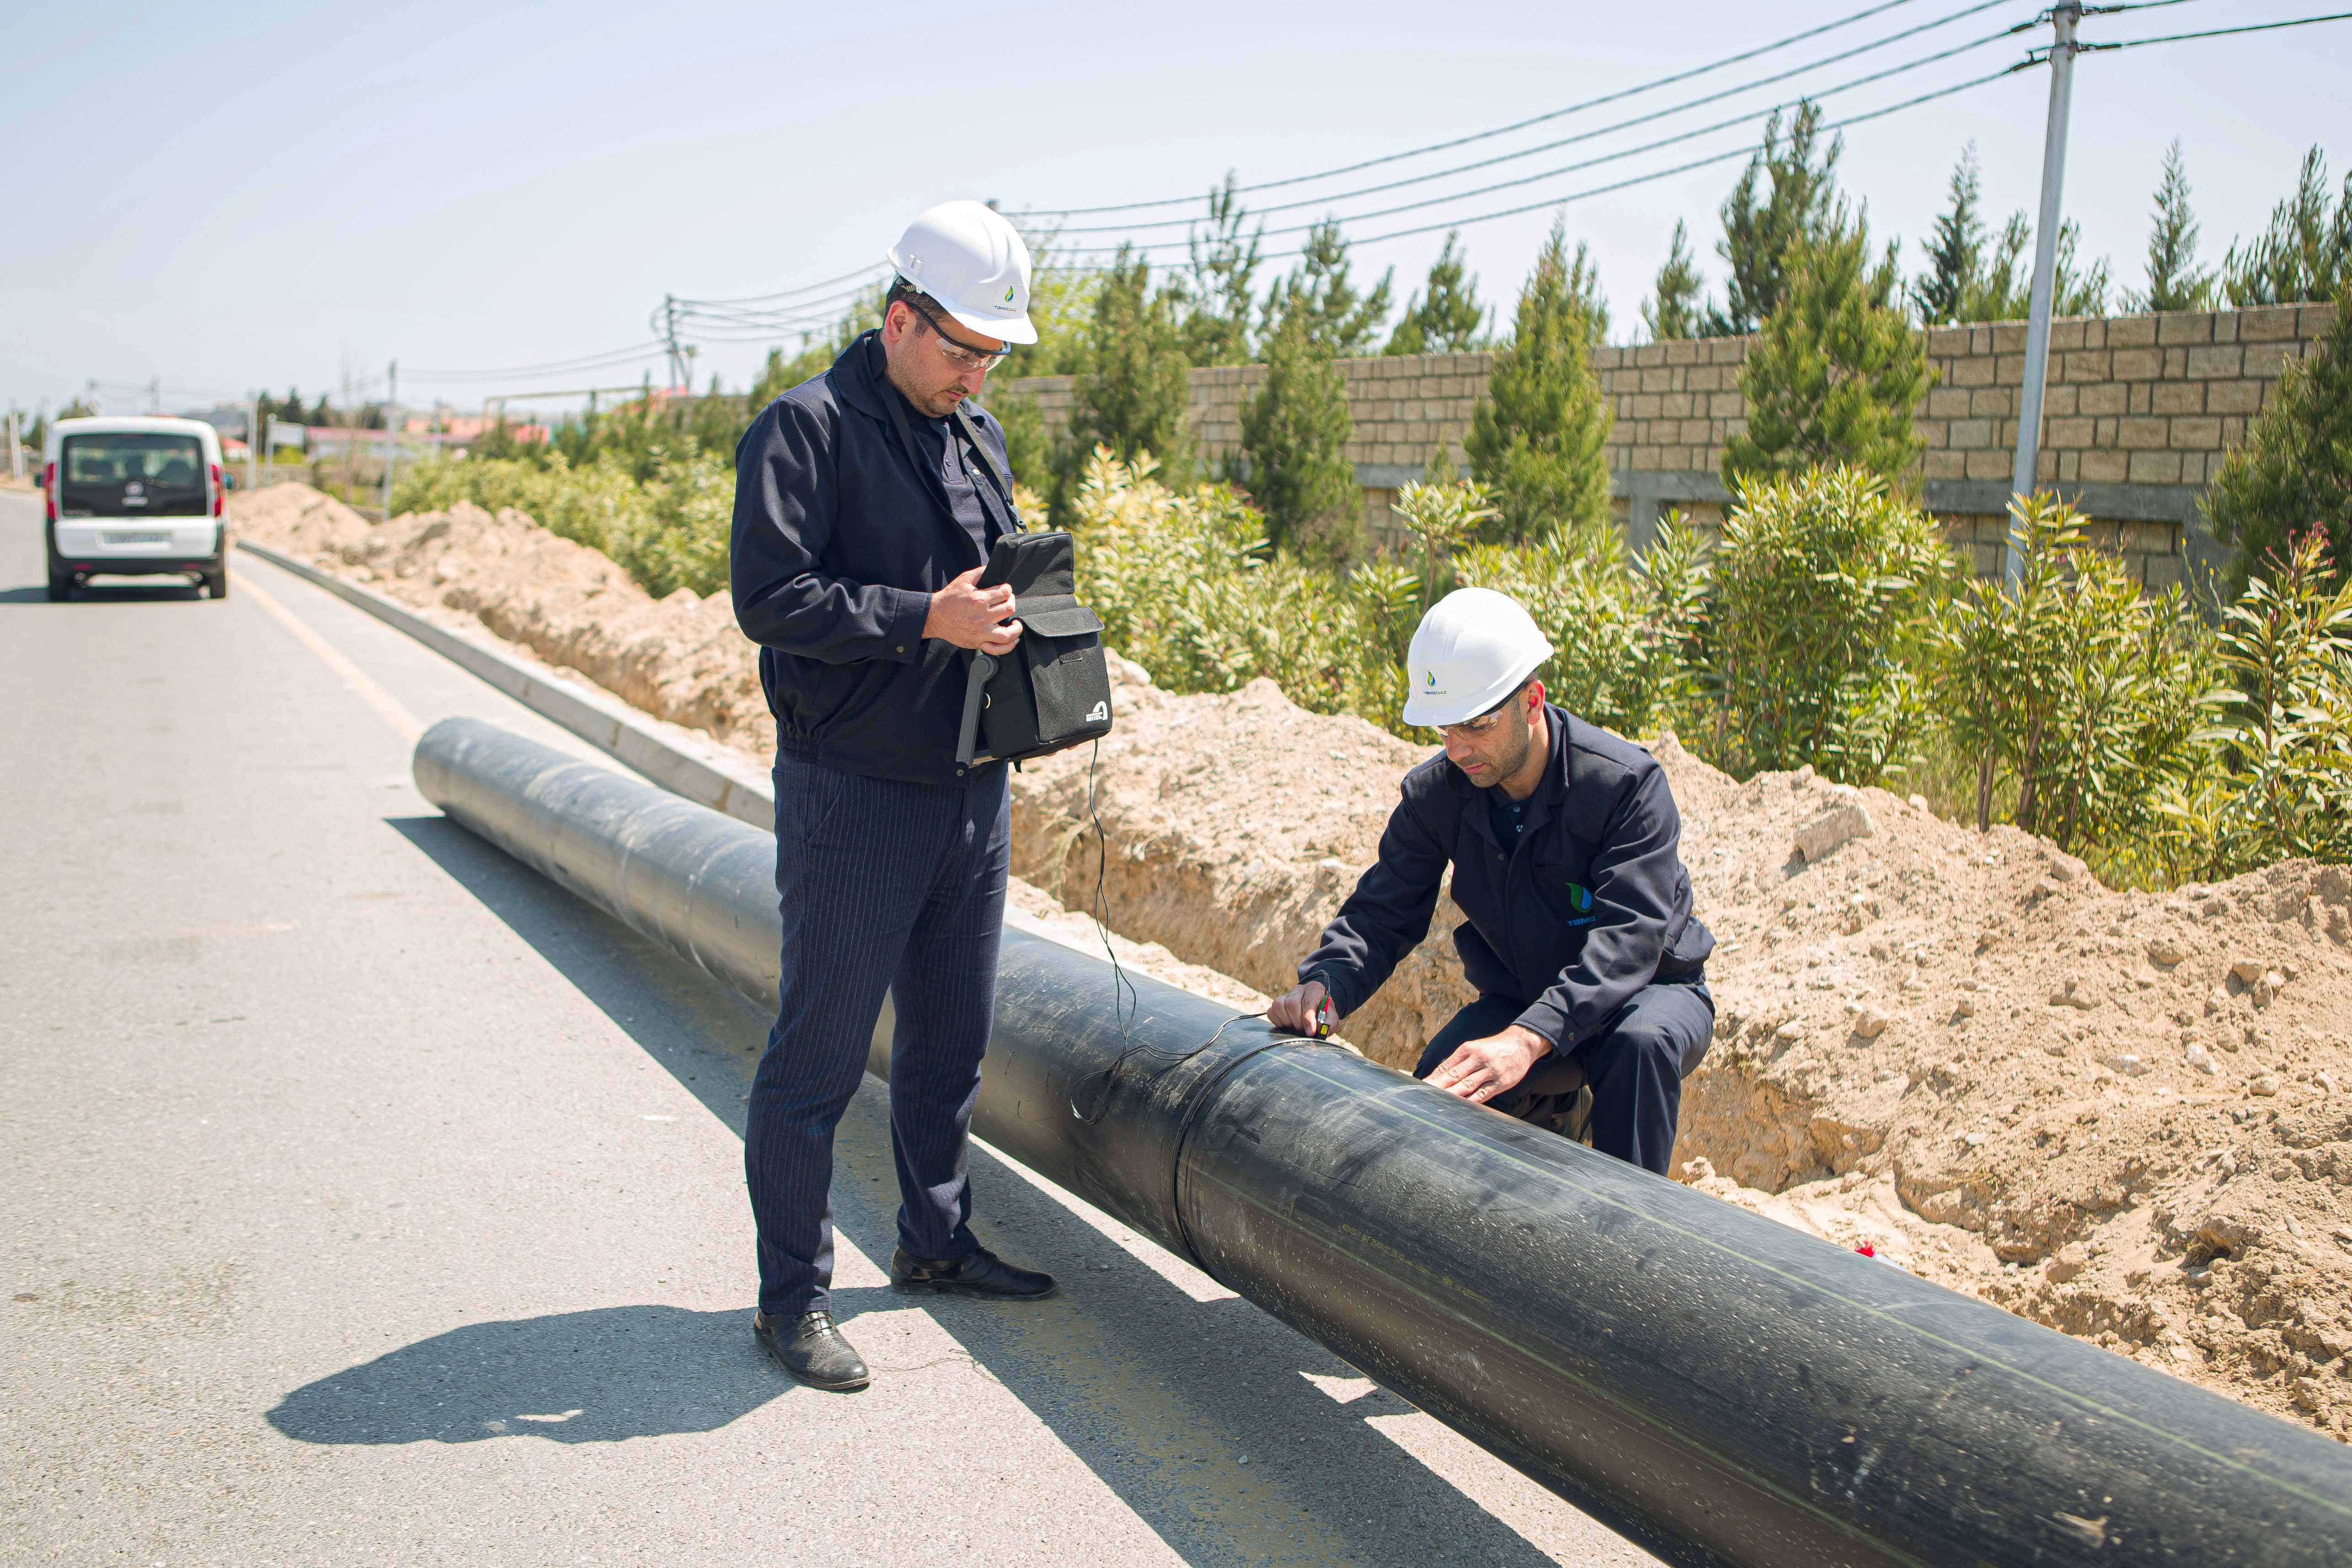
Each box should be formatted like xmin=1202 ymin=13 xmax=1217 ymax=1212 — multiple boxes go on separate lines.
xmin=886 ymin=200 xmax=1038 ymax=346
xmin=1401 ymin=588 xmax=1555 ymax=728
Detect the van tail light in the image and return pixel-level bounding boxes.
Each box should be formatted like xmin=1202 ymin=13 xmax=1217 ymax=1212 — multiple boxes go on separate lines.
xmin=209 ymin=463 xmax=224 ymax=518
xmin=43 ymin=462 xmax=55 ymax=523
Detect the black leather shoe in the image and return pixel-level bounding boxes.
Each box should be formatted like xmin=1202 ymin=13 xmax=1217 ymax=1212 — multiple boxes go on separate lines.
xmin=890 ymin=1245 xmax=1058 ymax=1300
xmin=753 ymin=1309 xmax=869 ymax=1391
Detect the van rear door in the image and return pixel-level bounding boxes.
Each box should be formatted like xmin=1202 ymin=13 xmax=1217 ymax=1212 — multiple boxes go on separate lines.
xmin=58 ymin=432 xmax=209 ymax=520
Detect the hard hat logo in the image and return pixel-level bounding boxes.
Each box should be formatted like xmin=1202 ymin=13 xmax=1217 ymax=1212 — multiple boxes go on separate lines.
xmin=886 ymin=200 xmax=1040 ymax=347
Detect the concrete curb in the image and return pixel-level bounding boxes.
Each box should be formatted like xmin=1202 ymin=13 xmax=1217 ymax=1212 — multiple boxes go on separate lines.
xmin=234 ymin=539 xmax=778 ymax=829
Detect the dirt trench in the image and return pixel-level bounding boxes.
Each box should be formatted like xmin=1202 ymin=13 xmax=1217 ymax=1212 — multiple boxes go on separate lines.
xmin=235 ymin=483 xmax=2352 ymax=1438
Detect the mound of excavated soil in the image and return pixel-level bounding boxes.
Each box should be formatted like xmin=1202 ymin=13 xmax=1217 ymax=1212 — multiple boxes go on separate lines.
xmin=237 ymin=483 xmax=2352 ymax=1438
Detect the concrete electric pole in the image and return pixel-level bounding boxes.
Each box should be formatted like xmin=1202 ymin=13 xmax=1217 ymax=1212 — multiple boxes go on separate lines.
xmin=2005 ymin=1 xmax=2082 ymax=583
xmin=381 ymin=360 xmax=398 ymax=519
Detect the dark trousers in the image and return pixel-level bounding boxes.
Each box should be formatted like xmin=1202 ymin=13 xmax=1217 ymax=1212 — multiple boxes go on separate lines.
xmin=1414 ymin=980 xmax=1713 ymax=1176
xmin=745 ymin=752 xmax=1010 ymax=1317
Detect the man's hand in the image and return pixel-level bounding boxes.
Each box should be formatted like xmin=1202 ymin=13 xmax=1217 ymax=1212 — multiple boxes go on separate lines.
xmin=924 ymin=566 xmax=1022 ymax=654
xmin=1427 ymin=1025 xmax=1553 ymax=1105
xmin=1267 ymin=979 xmax=1330 ymax=1035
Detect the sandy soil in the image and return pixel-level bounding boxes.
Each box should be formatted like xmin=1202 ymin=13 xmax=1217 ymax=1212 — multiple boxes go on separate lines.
xmin=234 ymin=484 xmax=2352 ymax=1438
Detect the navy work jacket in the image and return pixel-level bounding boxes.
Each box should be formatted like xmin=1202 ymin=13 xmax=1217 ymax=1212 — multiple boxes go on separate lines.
xmin=1299 ymin=706 xmax=1714 ymax=1051
xmin=729 ymin=331 xmax=1018 ymax=786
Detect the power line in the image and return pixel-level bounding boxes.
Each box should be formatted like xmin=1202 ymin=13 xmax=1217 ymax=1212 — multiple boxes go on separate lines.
xmin=2069 ymin=10 xmax=2352 ymax=54
xmin=670 ymin=261 xmax=887 ymax=310
xmin=402 ymin=342 xmax=670 ymax=383
xmin=1053 ymin=15 xmax=2023 ymax=236
xmin=1026 ymin=0 xmax=1939 ymax=217
xmin=1050 ymin=63 xmax=2017 ymax=263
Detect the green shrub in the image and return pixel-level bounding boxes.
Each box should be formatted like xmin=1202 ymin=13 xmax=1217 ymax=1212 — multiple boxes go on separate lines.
xmin=1931 ymin=493 xmax=2213 ymax=870
xmin=1065 ymin=448 xmax=1413 ymax=728
xmin=1454 ymin=516 xmax=1710 ymax=743
xmin=1705 ymin=466 xmax=1955 ymax=785
xmin=2161 ymin=528 xmax=2352 ymax=877
xmin=388 ymin=445 xmax=730 ymax=599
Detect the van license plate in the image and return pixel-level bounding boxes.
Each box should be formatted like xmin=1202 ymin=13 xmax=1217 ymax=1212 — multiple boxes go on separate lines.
xmin=106 ymin=532 xmax=170 ymax=546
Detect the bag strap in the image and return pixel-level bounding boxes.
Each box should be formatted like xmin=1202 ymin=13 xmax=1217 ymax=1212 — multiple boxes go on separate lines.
xmin=954 ymin=651 xmax=998 ymax=774
xmin=954 ymin=403 xmax=1026 ymax=534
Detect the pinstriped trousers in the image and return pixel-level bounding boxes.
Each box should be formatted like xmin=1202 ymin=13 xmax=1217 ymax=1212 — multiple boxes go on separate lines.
xmin=746 ymin=751 xmax=1010 ymax=1317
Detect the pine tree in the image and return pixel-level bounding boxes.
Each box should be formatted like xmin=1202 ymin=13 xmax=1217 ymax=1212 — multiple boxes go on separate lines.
xmin=1463 ymin=219 xmax=1614 ymax=544
xmin=1270 ymin=220 xmax=1393 ymax=358
xmin=1707 ymin=102 xmax=1840 ymax=336
xmin=2129 ymin=140 xmax=2216 ymax=313
xmin=1964 ymin=214 xmax=2108 ymax=321
xmin=1065 ymin=246 xmax=1192 ymax=480
xmin=1177 ymin=174 xmax=1264 ymax=367
xmin=1240 ymin=303 xmax=1361 ymax=563
xmin=1911 ymin=144 xmax=1986 ymax=326
xmin=1641 ymin=219 xmax=1707 ymax=342
xmin=2204 ymin=284 xmax=2352 ymax=593
xmin=1723 ymin=205 xmax=1933 ymax=491
xmin=1385 ymin=232 xmax=1490 ymax=354
xmin=2224 ymin=146 xmax=2352 ymax=307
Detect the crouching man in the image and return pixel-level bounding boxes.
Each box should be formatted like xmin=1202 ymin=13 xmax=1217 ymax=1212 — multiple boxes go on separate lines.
xmin=1267 ymin=589 xmax=1715 ymax=1175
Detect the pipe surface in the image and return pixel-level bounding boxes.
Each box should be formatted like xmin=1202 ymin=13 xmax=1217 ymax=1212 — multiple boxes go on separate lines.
xmin=416 ymin=717 xmax=2352 ymax=1568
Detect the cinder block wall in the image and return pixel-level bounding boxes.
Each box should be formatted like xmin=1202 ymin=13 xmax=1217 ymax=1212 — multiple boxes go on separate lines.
xmin=997 ymin=302 xmax=2336 ymax=574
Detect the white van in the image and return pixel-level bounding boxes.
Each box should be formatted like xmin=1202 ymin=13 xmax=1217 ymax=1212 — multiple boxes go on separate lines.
xmin=41 ymin=415 xmax=230 ymax=600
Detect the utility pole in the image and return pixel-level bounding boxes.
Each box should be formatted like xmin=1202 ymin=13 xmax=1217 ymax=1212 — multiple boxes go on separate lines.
xmin=7 ymin=403 xmax=19 ymax=480
xmin=381 ymin=360 xmax=398 ymax=518
xmin=246 ymin=394 xmax=259 ymax=490
xmin=147 ymin=376 xmax=161 ymax=415
xmin=663 ymin=294 xmax=684 ymax=390
xmin=2005 ymin=1 xmax=2081 ymax=583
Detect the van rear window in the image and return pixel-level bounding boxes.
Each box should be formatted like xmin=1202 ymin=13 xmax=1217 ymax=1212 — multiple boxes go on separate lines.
xmin=59 ymin=433 xmax=208 ymax=518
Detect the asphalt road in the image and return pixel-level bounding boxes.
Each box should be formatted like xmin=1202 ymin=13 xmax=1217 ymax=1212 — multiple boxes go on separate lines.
xmin=0 ymin=487 xmax=1659 ymax=1568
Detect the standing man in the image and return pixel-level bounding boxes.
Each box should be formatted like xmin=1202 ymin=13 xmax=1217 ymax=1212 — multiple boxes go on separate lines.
xmin=730 ymin=200 xmax=1056 ymax=1392
xmin=1268 ymin=589 xmax=1716 ymax=1176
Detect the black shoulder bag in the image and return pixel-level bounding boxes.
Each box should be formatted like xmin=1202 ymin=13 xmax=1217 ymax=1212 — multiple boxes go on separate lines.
xmin=925 ymin=403 xmax=1113 ymax=774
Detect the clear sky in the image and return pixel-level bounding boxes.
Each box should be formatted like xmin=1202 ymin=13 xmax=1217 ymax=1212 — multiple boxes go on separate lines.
xmin=5 ymin=0 xmax=2346 ymax=420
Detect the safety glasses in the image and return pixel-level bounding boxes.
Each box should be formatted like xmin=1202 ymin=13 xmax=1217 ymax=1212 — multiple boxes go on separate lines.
xmin=902 ymin=295 xmax=1013 ymax=372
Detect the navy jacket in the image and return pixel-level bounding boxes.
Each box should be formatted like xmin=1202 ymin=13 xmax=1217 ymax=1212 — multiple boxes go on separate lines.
xmin=1300 ymin=706 xmax=1714 ymax=1051
xmin=730 ymin=332 xmax=1018 ymax=786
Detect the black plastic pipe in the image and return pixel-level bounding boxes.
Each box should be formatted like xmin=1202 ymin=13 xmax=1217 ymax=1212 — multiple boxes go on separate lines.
xmin=415 ymin=716 xmax=2352 ymax=1568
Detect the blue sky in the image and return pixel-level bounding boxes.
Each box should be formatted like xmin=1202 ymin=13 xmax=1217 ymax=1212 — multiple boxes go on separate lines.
xmin=5 ymin=0 xmax=2346 ymax=420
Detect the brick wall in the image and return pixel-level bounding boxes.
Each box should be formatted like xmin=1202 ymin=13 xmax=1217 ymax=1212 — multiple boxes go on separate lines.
xmin=998 ymin=302 xmax=2336 ymax=573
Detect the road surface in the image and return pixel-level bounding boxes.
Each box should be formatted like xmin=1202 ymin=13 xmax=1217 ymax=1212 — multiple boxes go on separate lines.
xmin=0 ymin=487 xmax=1660 ymax=1567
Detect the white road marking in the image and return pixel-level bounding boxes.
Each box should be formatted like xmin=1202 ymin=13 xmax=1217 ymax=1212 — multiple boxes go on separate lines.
xmin=241 ymin=570 xmax=425 ymax=744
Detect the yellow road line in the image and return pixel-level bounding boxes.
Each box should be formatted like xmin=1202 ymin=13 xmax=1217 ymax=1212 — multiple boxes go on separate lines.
xmin=241 ymin=568 xmax=425 ymax=744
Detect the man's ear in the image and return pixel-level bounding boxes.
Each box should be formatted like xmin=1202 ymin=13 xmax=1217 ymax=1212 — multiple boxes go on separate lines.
xmin=1525 ymin=679 xmax=1545 ymax=715
xmin=881 ymin=301 xmax=909 ymax=343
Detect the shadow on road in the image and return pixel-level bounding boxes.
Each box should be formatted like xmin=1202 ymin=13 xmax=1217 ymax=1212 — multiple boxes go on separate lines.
xmin=0 ymin=581 xmax=207 ymax=606
xmin=267 ymin=1304 xmax=787 ymax=1444
xmin=374 ymin=811 xmax=1569 ymax=1566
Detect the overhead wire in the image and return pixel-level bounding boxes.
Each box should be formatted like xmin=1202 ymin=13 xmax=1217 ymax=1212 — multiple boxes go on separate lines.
xmin=402 ymin=342 xmax=670 ymax=383
xmin=1049 ymin=62 xmax=2021 ymax=263
xmin=1026 ymin=0 xmax=1940 ymax=216
xmin=2067 ymin=10 xmax=2352 ymax=54
xmin=1052 ymin=15 xmax=2024 ymax=236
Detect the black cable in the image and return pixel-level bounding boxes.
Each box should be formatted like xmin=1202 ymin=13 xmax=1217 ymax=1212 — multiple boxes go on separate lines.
xmin=1053 ymin=64 xmax=2014 ymax=263
xmin=403 ymin=342 xmax=669 ymax=382
xmin=1066 ymin=738 xmax=1327 ymax=1124
xmin=2071 ymin=10 xmax=2352 ymax=51
xmin=1053 ymin=1 xmax=2022 ymax=236
xmin=1027 ymin=0 xmax=1938 ymax=217
xmin=670 ymin=261 xmax=890 ymax=310
xmin=1053 ymin=19 xmax=2022 ymax=238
